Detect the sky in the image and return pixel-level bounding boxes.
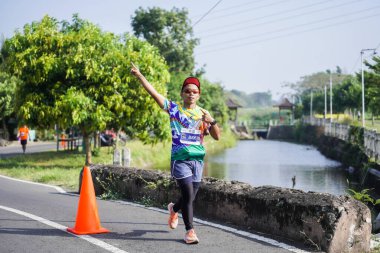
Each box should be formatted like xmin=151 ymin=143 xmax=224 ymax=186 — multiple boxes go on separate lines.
xmin=1 ymin=0 xmax=380 ymax=100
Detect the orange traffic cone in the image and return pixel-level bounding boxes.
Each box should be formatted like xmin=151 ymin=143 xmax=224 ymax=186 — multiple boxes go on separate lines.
xmin=67 ymin=166 xmax=109 ymax=235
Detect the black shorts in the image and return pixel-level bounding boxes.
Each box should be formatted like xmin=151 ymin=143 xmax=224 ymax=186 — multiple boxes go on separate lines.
xmin=21 ymin=140 xmax=27 ymax=145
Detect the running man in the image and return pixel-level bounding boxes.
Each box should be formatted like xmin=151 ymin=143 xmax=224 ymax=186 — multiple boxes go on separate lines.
xmin=17 ymin=124 xmax=30 ymax=154
xmin=131 ymin=65 xmax=220 ymax=244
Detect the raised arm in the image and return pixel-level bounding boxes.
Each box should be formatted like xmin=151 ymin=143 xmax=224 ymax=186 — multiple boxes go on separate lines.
xmin=131 ymin=65 xmax=165 ymax=109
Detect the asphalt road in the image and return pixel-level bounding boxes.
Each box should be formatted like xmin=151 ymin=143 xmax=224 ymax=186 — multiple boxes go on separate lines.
xmin=0 ymin=174 xmax=318 ymax=253
xmin=0 ymin=142 xmax=316 ymax=252
xmin=0 ymin=141 xmax=57 ymax=158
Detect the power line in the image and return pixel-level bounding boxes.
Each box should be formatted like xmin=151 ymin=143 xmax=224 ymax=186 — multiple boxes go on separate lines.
xmin=191 ymin=0 xmax=267 ymax=18
xmin=376 ymin=41 xmax=380 ymax=51
xmin=196 ymin=0 xmax=333 ymax=35
xmin=192 ymin=0 xmax=223 ymax=28
xmin=197 ymin=0 xmax=360 ymax=37
xmin=193 ymin=0 xmax=289 ymax=25
xmin=350 ymin=55 xmax=362 ymax=74
xmin=198 ymin=6 xmax=380 ymax=49
xmin=350 ymin=41 xmax=380 ymax=73
xmin=196 ymin=13 xmax=380 ymax=55
xmin=206 ymin=0 xmax=266 ymax=14
xmin=194 ymin=0 xmax=290 ymax=24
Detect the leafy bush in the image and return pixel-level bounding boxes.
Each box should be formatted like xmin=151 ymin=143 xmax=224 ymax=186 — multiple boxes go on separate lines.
xmin=348 ymin=126 xmax=364 ymax=148
xmin=92 ymin=148 xmax=101 ymax=157
xmin=340 ymin=115 xmax=353 ymax=125
xmin=347 ymin=188 xmax=380 ymax=206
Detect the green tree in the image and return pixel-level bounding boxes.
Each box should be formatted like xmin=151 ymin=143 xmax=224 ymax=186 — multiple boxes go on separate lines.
xmin=301 ymin=89 xmax=325 ymax=116
xmin=0 ymin=71 xmax=18 ymax=139
xmin=289 ymin=70 xmax=352 ymax=116
xmin=333 ymin=77 xmax=361 ymax=115
xmin=197 ymin=79 xmax=228 ymax=125
xmin=287 ymin=70 xmax=349 ymax=94
xmin=131 ymin=7 xmax=199 ymax=73
xmin=131 ymin=7 xmax=230 ymax=125
xmin=166 ymin=71 xmax=187 ymax=102
xmin=363 ymin=56 xmax=380 ymax=117
xmin=116 ymin=35 xmax=170 ymax=142
xmin=2 ymin=15 xmax=170 ymax=165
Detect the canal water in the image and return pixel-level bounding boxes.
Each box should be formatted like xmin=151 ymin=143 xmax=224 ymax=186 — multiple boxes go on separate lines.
xmin=204 ymin=140 xmax=348 ymax=196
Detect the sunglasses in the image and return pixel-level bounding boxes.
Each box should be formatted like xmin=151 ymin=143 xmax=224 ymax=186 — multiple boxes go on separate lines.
xmin=183 ymin=89 xmax=199 ymax=95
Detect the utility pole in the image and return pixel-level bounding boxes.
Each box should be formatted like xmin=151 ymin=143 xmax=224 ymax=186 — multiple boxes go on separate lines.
xmin=360 ymin=48 xmax=377 ymax=128
xmin=310 ymin=90 xmax=313 ymax=120
xmin=329 ymin=71 xmax=332 ymax=123
xmin=324 ymin=85 xmax=327 ymax=120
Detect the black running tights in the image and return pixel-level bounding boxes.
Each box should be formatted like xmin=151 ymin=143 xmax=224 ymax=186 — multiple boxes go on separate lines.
xmin=172 ymin=179 xmax=200 ymax=231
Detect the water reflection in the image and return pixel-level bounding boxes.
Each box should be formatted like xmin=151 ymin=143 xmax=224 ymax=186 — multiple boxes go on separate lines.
xmin=204 ymin=140 xmax=348 ymax=196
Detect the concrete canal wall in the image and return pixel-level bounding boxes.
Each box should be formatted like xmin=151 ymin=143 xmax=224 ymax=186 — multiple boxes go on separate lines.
xmin=90 ymin=165 xmax=371 ymax=253
xmin=268 ymin=125 xmax=369 ymax=167
xmin=267 ymin=124 xmax=380 ymax=192
xmin=268 ymin=124 xmax=380 ymax=235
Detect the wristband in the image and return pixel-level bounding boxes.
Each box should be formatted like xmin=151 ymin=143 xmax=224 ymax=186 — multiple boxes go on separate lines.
xmin=210 ymin=120 xmax=217 ymax=126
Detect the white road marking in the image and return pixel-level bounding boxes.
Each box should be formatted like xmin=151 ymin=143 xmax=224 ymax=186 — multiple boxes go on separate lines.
xmin=0 ymin=174 xmax=66 ymax=193
xmin=0 ymin=205 xmax=127 ymax=253
xmin=115 ymin=200 xmax=312 ymax=253
xmin=192 ymin=218 xmax=311 ymax=253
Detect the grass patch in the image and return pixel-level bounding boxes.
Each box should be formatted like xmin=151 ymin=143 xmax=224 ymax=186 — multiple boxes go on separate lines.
xmin=0 ymin=130 xmax=237 ymax=191
xmin=0 ymin=150 xmax=112 ymax=191
xmin=315 ymin=113 xmax=380 ymax=132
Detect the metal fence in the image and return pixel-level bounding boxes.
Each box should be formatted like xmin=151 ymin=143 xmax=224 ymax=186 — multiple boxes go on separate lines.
xmin=303 ymin=117 xmax=380 ymax=161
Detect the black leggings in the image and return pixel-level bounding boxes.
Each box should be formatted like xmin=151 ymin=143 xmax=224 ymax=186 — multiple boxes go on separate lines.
xmin=172 ymin=179 xmax=200 ymax=231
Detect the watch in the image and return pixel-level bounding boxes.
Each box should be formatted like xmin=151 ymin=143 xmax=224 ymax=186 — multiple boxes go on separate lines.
xmin=210 ymin=120 xmax=217 ymax=126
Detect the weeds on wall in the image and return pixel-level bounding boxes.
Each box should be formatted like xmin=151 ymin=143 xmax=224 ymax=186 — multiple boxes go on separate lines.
xmin=138 ymin=196 xmax=154 ymax=207
xmin=96 ymin=173 xmax=123 ymax=200
xmin=138 ymin=175 xmax=172 ymax=190
xmin=348 ymin=126 xmax=364 ymax=148
xmin=348 ymin=188 xmax=380 ymax=207
xmin=347 ymin=188 xmax=380 ymax=232
xmin=299 ymin=231 xmax=321 ymax=251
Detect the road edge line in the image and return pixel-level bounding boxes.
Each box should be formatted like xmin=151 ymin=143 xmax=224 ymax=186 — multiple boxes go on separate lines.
xmin=0 ymin=205 xmax=128 ymax=253
xmin=0 ymin=174 xmax=66 ymax=193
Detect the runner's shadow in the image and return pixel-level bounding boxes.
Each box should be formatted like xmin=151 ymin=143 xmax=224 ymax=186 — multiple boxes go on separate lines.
xmin=96 ymin=229 xmax=185 ymax=243
xmin=122 ymin=229 xmax=168 ymax=237
xmin=96 ymin=229 xmax=169 ymax=239
xmin=0 ymin=227 xmax=71 ymax=237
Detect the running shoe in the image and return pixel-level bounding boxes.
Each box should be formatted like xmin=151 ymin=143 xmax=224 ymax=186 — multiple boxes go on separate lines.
xmin=167 ymin=202 xmax=178 ymax=229
xmin=184 ymin=229 xmax=199 ymax=244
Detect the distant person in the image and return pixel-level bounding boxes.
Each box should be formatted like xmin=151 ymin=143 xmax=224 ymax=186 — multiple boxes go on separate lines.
xmin=357 ymin=111 xmax=361 ymax=120
xmin=17 ymin=124 xmax=30 ymax=154
xmin=105 ymin=128 xmax=117 ymax=140
xmin=60 ymin=132 xmax=67 ymax=149
xmin=292 ymin=175 xmax=296 ymax=188
xmin=131 ymin=64 xmax=220 ymax=244
xmin=100 ymin=132 xmax=114 ymax=146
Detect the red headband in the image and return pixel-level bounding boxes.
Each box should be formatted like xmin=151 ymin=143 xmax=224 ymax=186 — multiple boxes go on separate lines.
xmin=182 ymin=77 xmax=200 ymax=93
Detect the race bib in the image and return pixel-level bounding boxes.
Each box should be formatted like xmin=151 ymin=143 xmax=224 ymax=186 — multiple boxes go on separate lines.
xmin=180 ymin=128 xmax=201 ymax=145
